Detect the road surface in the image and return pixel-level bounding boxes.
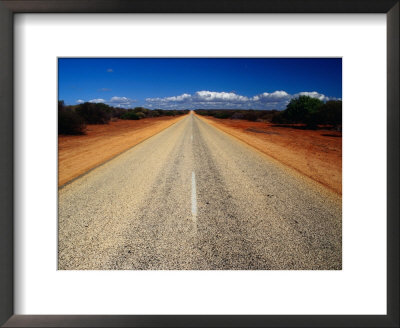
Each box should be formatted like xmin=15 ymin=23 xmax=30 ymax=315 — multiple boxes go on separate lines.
xmin=58 ymin=113 xmax=341 ymax=270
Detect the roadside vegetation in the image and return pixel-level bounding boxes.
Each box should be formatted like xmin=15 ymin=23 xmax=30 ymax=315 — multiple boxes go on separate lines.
xmin=195 ymin=96 xmax=342 ymax=130
xmin=58 ymin=101 xmax=189 ymax=135
xmin=59 ymin=95 xmax=341 ymax=135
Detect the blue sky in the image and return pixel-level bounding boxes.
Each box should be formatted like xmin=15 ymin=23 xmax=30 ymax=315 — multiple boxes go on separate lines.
xmin=58 ymin=58 xmax=342 ymax=110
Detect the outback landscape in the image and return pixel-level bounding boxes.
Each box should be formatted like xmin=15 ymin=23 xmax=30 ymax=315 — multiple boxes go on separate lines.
xmin=58 ymin=105 xmax=188 ymax=186
xmin=58 ymin=58 xmax=342 ymax=270
xmin=59 ymin=102 xmax=341 ymax=194
xmin=197 ymin=114 xmax=341 ymax=195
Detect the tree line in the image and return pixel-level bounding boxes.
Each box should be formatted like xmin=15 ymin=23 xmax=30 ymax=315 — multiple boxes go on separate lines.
xmin=58 ymin=101 xmax=189 ymax=135
xmin=195 ymin=96 xmax=342 ymax=130
xmin=59 ymin=95 xmax=342 ymax=135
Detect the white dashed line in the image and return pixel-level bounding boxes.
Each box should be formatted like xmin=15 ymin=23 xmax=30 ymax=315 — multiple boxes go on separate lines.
xmin=191 ymin=171 xmax=197 ymax=217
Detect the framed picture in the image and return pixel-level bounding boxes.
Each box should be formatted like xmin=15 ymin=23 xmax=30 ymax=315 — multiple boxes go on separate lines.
xmin=0 ymin=0 xmax=398 ymax=327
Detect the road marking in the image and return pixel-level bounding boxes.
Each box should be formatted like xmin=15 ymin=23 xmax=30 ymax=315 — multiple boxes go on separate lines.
xmin=191 ymin=171 xmax=197 ymax=217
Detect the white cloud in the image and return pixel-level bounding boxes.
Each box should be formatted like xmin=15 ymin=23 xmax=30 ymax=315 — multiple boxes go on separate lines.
xmin=294 ymin=91 xmax=332 ymax=101
xmin=108 ymin=96 xmax=136 ymax=108
xmin=252 ymin=90 xmax=290 ymax=101
xmin=76 ymin=96 xmax=136 ymax=108
xmin=146 ymin=90 xmax=250 ymax=109
xmin=148 ymin=93 xmax=191 ymax=103
xmin=77 ymin=90 xmax=337 ymax=110
xmin=89 ymin=98 xmax=106 ymax=103
xmin=167 ymin=93 xmax=192 ymax=102
xmin=145 ymin=89 xmax=335 ymax=110
xmin=194 ymin=91 xmax=248 ymax=102
xmin=109 ymin=96 xmax=131 ymax=103
xmin=249 ymin=91 xmax=292 ymax=109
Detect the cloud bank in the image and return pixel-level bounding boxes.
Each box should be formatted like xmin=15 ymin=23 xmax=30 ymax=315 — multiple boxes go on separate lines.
xmin=145 ymin=90 xmax=338 ymax=110
xmin=79 ymin=96 xmax=136 ymax=108
xmin=76 ymin=90 xmax=339 ymax=110
xmin=89 ymin=98 xmax=106 ymax=104
xmin=109 ymin=96 xmax=136 ymax=107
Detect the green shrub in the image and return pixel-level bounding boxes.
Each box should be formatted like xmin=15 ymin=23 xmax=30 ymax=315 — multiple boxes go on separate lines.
xmin=318 ymin=100 xmax=342 ymax=126
xmin=284 ymin=96 xmax=323 ymax=124
xmin=243 ymin=110 xmax=258 ymax=121
xmin=164 ymin=110 xmax=176 ymax=116
xmin=271 ymin=111 xmax=286 ymax=124
xmin=148 ymin=110 xmax=160 ymax=117
xmin=231 ymin=112 xmax=244 ymax=119
xmin=195 ymin=110 xmax=209 ymax=116
xmin=260 ymin=110 xmax=278 ymax=122
xmin=153 ymin=109 xmax=164 ymax=116
xmin=135 ymin=112 xmax=146 ymax=119
xmin=111 ymin=107 xmax=127 ymax=119
xmin=272 ymin=97 xmax=342 ymax=129
xmin=121 ymin=111 xmax=140 ymax=120
xmin=214 ymin=112 xmax=232 ymax=119
xmin=133 ymin=107 xmax=149 ymax=115
xmin=75 ymin=102 xmax=112 ymax=124
xmin=58 ymin=101 xmax=86 ymax=135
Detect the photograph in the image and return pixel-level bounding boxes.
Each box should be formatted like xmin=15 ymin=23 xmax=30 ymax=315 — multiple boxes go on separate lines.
xmin=58 ymin=58 xmax=342 ymax=270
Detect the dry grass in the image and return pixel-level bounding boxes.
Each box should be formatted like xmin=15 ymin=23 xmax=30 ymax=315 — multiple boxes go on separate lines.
xmin=58 ymin=115 xmax=187 ymax=187
xmin=198 ymin=115 xmax=342 ymax=195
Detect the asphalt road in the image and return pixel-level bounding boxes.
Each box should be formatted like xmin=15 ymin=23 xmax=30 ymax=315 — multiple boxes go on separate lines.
xmin=58 ymin=113 xmax=342 ymax=270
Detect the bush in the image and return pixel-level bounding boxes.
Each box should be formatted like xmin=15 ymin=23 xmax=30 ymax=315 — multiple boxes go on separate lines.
xmin=148 ymin=110 xmax=160 ymax=117
xmin=111 ymin=107 xmax=127 ymax=119
xmin=318 ymin=100 xmax=342 ymax=127
xmin=121 ymin=111 xmax=140 ymax=120
xmin=260 ymin=110 xmax=278 ymax=122
xmin=75 ymin=102 xmax=112 ymax=124
xmin=243 ymin=110 xmax=258 ymax=121
xmin=153 ymin=109 xmax=164 ymax=116
xmin=271 ymin=97 xmax=342 ymax=129
xmin=271 ymin=111 xmax=287 ymax=124
xmin=135 ymin=112 xmax=146 ymax=119
xmin=58 ymin=101 xmax=86 ymax=135
xmin=164 ymin=110 xmax=176 ymax=116
xmin=195 ymin=110 xmax=209 ymax=116
xmin=133 ymin=107 xmax=149 ymax=115
xmin=284 ymin=96 xmax=323 ymax=124
xmin=231 ymin=112 xmax=244 ymax=119
xmin=214 ymin=111 xmax=232 ymax=119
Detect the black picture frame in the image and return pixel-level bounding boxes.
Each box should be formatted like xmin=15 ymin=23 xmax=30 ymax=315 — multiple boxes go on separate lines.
xmin=0 ymin=0 xmax=398 ymax=327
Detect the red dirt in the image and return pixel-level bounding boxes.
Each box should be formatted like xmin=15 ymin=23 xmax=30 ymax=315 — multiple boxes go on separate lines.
xmin=198 ymin=115 xmax=342 ymax=195
xmin=58 ymin=116 xmax=186 ymax=187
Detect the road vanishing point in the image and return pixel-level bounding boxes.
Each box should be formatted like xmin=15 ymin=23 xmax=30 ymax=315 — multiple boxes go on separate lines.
xmin=58 ymin=112 xmax=342 ymax=270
